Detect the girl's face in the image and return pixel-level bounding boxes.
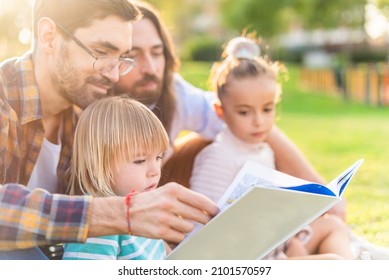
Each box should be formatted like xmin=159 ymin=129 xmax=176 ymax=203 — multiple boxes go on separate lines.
xmin=218 ymin=76 xmax=278 ymax=144
xmin=111 ymin=150 xmax=164 ymax=196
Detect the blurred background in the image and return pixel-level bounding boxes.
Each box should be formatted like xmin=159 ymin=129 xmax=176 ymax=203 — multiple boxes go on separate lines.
xmin=3 ymin=0 xmax=389 ymax=105
xmin=2 ymin=0 xmax=389 ymax=63
xmin=2 ymin=0 xmax=389 ymax=246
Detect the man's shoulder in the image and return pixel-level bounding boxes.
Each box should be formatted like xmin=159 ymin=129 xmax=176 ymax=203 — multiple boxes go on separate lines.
xmin=174 ymin=73 xmax=213 ymax=97
xmin=0 ymin=53 xmax=37 ymax=120
xmin=0 ymin=56 xmax=21 ymax=77
xmin=0 ymin=55 xmax=26 ymax=99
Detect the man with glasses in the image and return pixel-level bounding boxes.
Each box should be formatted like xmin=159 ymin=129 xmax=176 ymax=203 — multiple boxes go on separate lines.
xmin=0 ymin=0 xmax=218 ymax=259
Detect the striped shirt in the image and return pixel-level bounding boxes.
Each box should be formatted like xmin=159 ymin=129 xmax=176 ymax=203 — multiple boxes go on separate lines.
xmin=0 ymin=183 xmax=91 ymax=250
xmin=0 ymin=52 xmax=77 ymax=193
xmin=63 ymin=235 xmax=166 ymax=260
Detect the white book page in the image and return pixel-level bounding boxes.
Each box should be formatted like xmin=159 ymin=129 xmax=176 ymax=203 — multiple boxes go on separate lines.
xmin=218 ymin=159 xmax=363 ymax=209
xmin=217 ymin=161 xmax=312 ymax=209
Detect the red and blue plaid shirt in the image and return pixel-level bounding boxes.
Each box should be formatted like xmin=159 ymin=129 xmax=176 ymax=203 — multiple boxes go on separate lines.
xmin=0 ymin=183 xmax=91 ymax=250
xmin=0 ymin=52 xmax=77 ymax=193
xmin=0 ymin=52 xmax=91 ymax=249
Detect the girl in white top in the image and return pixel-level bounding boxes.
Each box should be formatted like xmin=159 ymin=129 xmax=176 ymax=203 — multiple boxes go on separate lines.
xmin=190 ymin=36 xmax=354 ymax=260
xmin=190 ymin=36 xmax=281 ymax=203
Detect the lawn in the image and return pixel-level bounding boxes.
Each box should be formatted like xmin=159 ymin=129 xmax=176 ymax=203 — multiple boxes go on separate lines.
xmin=180 ymin=61 xmax=389 ymax=246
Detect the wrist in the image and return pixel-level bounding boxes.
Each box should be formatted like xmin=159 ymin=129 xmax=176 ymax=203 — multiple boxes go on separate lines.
xmin=125 ymin=191 xmax=139 ymax=235
xmin=88 ymin=196 xmax=128 ymax=237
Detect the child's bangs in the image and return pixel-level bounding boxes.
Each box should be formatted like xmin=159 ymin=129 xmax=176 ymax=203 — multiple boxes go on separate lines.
xmin=111 ymin=107 xmax=169 ymax=163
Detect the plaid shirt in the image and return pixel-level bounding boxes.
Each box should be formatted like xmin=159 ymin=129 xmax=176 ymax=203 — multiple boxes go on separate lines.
xmin=0 ymin=183 xmax=91 ymax=250
xmin=0 ymin=52 xmax=77 ymax=193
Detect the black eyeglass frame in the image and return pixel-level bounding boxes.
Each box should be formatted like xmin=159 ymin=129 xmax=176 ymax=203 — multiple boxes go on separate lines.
xmin=56 ymin=23 xmax=136 ymax=76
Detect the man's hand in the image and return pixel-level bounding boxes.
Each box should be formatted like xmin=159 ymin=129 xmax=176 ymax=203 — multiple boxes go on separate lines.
xmin=130 ymin=182 xmax=219 ymax=243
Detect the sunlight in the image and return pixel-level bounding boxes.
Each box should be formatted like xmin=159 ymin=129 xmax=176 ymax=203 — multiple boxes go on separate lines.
xmin=18 ymin=28 xmax=31 ymax=45
xmin=365 ymin=3 xmax=389 ymax=40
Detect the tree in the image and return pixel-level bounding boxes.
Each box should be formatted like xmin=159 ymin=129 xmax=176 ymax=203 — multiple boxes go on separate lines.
xmin=218 ymin=0 xmax=367 ymax=39
xmin=377 ymin=0 xmax=389 ymax=18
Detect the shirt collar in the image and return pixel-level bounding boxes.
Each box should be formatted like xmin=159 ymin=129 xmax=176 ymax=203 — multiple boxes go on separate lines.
xmin=15 ymin=52 xmax=42 ymax=125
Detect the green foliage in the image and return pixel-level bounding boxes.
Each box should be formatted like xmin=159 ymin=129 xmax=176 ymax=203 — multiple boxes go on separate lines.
xmin=181 ymin=36 xmax=222 ymax=61
xmin=218 ymin=0 xmax=367 ymax=38
xmin=270 ymin=48 xmax=304 ymax=64
xmin=219 ymin=0 xmax=291 ymax=38
xmin=298 ymin=0 xmax=366 ymax=29
xmin=377 ymin=0 xmax=389 ymax=18
xmin=349 ymin=48 xmax=387 ymax=63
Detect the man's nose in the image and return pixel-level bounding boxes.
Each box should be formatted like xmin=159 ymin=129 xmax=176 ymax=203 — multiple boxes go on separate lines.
xmin=140 ymin=53 xmax=157 ymax=75
xmin=102 ymin=64 xmax=120 ymax=83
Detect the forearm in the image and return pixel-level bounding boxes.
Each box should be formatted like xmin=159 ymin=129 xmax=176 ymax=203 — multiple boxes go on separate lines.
xmin=66 ymin=184 xmax=217 ymax=242
xmin=87 ymin=196 xmax=127 ymax=237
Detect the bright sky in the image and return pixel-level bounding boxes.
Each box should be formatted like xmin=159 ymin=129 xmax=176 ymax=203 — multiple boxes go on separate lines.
xmin=365 ymin=3 xmax=389 ymax=39
xmin=0 ymin=0 xmax=33 ymax=15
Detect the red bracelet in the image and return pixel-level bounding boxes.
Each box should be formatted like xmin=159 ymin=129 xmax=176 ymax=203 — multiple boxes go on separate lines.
xmin=125 ymin=190 xmax=138 ymax=235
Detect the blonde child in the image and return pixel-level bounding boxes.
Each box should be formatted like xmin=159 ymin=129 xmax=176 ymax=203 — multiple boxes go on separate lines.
xmin=190 ymin=36 xmax=353 ymax=259
xmin=63 ymin=96 xmax=171 ymax=260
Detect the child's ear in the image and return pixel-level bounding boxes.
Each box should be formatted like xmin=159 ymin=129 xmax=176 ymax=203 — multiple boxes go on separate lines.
xmin=213 ymin=102 xmax=224 ymax=120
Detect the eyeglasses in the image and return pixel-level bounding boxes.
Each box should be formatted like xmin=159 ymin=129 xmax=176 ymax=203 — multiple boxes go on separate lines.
xmin=56 ymin=23 xmax=136 ymax=76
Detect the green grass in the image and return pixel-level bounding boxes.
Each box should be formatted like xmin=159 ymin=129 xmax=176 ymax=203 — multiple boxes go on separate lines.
xmin=180 ymin=61 xmax=389 ymax=246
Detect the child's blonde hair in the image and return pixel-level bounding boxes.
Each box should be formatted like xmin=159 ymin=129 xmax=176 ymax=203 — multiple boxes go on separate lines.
xmin=67 ymin=95 xmax=169 ymax=197
xmin=210 ymin=35 xmax=284 ymax=101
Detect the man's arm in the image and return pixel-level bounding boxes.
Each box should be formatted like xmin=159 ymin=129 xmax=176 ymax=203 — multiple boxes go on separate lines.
xmin=86 ymin=183 xmax=219 ymax=243
xmin=0 ymin=182 xmax=219 ymax=250
xmin=0 ymin=184 xmax=91 ymax=250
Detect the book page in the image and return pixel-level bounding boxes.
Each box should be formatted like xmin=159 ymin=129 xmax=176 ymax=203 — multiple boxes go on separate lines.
xmin=218 ymin=159 xmax=363 ymax=210
xmin=326 ymin=159 xmax=364 ymax=196
xmin=217 ymin=161 xmax=312 ymax=209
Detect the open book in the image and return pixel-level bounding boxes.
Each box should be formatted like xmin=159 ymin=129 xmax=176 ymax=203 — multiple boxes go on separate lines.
xmin=166 ymin=159 xmax=363 ymax=260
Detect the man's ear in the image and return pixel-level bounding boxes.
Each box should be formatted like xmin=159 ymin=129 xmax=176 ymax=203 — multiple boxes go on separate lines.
xmin=213 ymin=101 xmax=224 ymax=120
xmin=36 ymin=17 xmax=59 ymax=53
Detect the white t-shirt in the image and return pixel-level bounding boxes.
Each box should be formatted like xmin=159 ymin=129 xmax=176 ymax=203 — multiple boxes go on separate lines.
xmin=27 ymin=138 xmax=61 ymax=193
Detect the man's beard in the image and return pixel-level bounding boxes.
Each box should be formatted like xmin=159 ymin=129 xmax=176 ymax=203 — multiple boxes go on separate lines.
xmin=52 ymin=44 xmax=113 ymax=109
xmin=126 ymin=74 xmax=162 ymax=107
